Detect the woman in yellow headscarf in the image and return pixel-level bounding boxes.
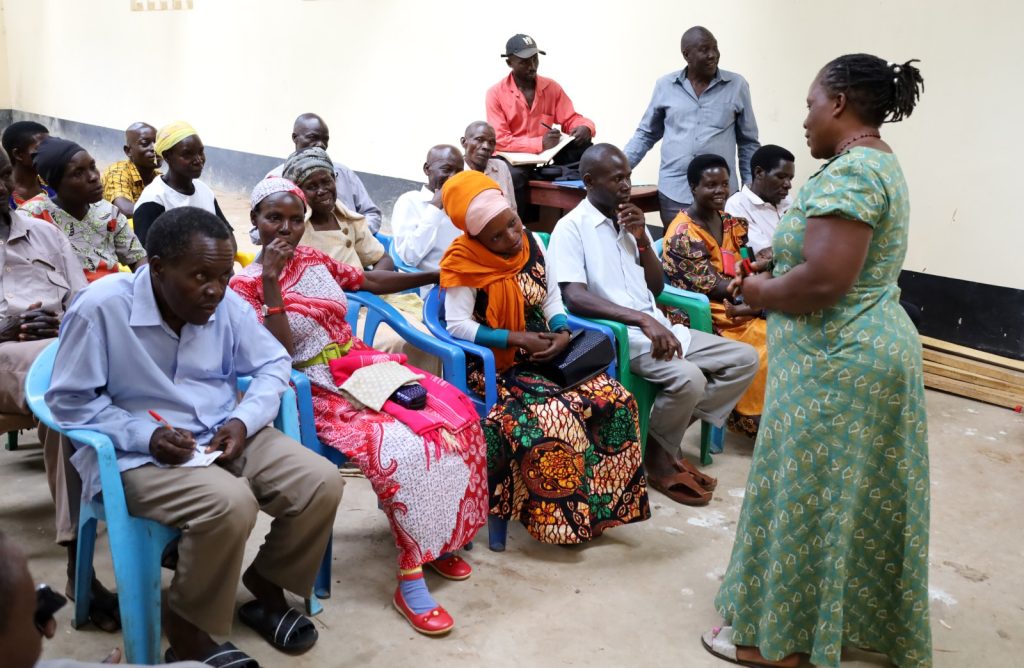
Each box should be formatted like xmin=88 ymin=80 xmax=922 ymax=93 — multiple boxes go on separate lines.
xmin=132 ymin=121 xmax=231 ymax=244
xmin=439 ymin=171 xmax=649 ymax=549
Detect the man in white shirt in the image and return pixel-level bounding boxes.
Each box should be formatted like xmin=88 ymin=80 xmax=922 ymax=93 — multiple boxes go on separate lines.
xmin=390 ymin=145 xmax=464 ymax=297
xmin=724 ymin=144 xmax=794 ymax=260
xmin=460 ymin=121 xmax=517 ymax=211
xmin=549 ymin=144 xmax=757 ymax=504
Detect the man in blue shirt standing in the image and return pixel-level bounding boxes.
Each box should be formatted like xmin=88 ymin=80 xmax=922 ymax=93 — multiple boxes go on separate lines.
xmin=45 ymin=207 xmax=343 ymax=665
xmin=624 ymin=26 xmax=760 ymax=232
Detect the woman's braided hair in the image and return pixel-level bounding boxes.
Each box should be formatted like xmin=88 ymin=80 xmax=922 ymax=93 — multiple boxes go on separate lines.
xmin=820 ymin=54 xmax=924 ymax=126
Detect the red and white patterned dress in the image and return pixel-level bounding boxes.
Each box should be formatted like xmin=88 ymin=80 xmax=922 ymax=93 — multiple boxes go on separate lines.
xmin=231 ymin=246 xmax=487 ymax=569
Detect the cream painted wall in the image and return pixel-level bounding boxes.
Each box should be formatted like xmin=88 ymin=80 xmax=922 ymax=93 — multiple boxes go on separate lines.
xmin=1 ymin=0 xmax=1021 ymax=289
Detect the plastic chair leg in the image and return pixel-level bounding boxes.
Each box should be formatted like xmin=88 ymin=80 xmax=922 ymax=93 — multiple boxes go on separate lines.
xmin=314 ymin=537 xmax=332 ymax=600
xmin=699 ymin=422 xmax=715 ymax=467
xmin=110 ymin=522 xmax=176 ymax=665
xmin=5 ymin=430 xmax=17 ymax=451
xmin=488 ymin=516 xmax=508 ymax=552
xmin=72 ymin=513 xmax=98 ymax=629
xmin=305 ymin=594 xmax=324 ymax=617
xmin=710 ymin=425 xmax=725 ymax=455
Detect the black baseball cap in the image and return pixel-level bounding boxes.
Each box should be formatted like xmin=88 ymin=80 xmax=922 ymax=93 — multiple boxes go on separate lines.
xmin=502 ymin=34 xmax=546 ymax=59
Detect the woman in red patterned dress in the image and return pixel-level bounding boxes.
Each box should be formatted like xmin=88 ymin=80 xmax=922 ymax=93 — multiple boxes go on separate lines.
xmin=230 ymin=178 xmax=487 ymax=636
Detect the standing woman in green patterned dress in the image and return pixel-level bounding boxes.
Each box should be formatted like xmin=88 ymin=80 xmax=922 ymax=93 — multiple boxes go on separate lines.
xmin=703 ymin=54 xmax=929 ymax=668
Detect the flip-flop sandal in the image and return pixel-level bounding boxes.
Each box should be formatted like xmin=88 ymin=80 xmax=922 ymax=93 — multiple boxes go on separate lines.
xmin=648 ymin=470 xmax=712 ymax=506
xmin=238 ymin=600 xmax=318 ymax=655
xmin=675 ymin=458 xmax=718 ymax=491
xmin=701 ymin=626 xmax=797 ymax=667
xmin=166 ymin=641 xmax=260 ymax=667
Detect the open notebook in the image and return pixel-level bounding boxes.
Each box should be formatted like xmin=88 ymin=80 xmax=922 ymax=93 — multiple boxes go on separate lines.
xmin=497 ymin=133 xmax=575 ymax=166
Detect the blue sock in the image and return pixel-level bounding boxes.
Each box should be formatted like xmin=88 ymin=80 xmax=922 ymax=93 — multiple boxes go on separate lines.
xmin=437 ymin=552 xmax=453 ymax=561
xmin=399 ymin=574 xmax=438 ymax=614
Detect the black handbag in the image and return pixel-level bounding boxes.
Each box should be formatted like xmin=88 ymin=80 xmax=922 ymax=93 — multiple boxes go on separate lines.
xmin=509 ymin=329 xmax=615 ymax=392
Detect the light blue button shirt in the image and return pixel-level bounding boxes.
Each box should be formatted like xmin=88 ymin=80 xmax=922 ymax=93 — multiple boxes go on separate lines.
xmin=45 ymin=266 xmax=292 ymax=498
xmin=624 ymin=68 xmax=760 ymax=204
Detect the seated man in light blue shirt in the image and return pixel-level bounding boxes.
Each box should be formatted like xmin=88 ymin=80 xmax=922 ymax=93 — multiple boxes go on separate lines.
xmin=624 ymin=26 xmax=760 ymax=231
xmin=45 ymin=207 xmax=344 ymax=666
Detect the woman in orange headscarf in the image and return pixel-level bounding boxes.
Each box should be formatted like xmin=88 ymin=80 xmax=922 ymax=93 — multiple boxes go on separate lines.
xmin=440 ymin=171 xmax=649 ymax=549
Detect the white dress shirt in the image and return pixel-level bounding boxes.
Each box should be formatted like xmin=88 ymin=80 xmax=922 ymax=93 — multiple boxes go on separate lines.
xmin=724 ymin=185 xmax=791 ymax=253
xmin=390 ymin=186 xmax=462 ymax=297
xmin=547 ymin=198 xmax=691 ymax=359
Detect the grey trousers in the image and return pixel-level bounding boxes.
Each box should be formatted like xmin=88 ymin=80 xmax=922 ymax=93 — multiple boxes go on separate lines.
xmin=121 ymin=427 xmax=344 ymax=635
xmin=630 ymin=329 xmax=759 ymax=458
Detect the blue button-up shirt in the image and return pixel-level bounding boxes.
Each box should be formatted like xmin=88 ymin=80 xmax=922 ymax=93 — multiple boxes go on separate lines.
xmin=624 ymin=67 xmax=760 ymax=205
xmin=45 ymin=266 xmax=292 ymax=498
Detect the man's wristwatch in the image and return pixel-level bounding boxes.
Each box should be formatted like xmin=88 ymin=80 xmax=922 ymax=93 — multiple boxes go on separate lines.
xmin=262 ymin=304 xmax=286 ymax=317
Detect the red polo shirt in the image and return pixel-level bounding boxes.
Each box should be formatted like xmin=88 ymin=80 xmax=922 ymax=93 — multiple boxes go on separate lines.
xmin=485 ymin=73 xmax=596 ymax=154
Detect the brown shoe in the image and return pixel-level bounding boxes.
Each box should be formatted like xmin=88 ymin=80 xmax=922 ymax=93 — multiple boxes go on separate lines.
xmin=648 ymin=471 xmax=712 ymax=506
xmin=675 ymin=458 xmax=717 ymax=491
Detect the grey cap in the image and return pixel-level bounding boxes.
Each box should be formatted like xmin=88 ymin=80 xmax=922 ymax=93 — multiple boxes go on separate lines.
xmin=502 ymin=34 xmax=546 ymax=58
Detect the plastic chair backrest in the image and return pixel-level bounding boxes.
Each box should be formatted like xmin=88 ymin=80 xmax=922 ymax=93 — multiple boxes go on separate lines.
xmin=422 ymin=286 xmax=496 ymax=416
xmin=374 ymin=232 xmax=392 ymax=254
xmin=344 ymin=290 xmax=468 ymax=393
xmin=388 ymin=240 xmax=421 ymax=274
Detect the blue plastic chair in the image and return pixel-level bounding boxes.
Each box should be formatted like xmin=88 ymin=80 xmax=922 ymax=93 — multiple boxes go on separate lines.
xmin=297 ymin=290 xmax=471 ymax=600
xmin=373 ymin=232 xmax=392 ymax=254
xmin=421 ymin=287 xmax=617 ymax=419
xmin=651 ymin=237 xmax=732 ymax=455
xmin=25 ymin=341 xmax=302 ymax=665
xmin=421 ymin=286 xmax=618 ymax=550
xmin=387 ymin=238 xmax=421 ymax=275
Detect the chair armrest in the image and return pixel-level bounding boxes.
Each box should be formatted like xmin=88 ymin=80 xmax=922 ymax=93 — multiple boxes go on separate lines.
xmin=656 ymin=285 xmax=713 ymax=334
xmin=565 ymin=314 xmax=618 ymax=378
xmin=421 ymin=287 xmax=497 ymax=410
xmin=67 ymin=428 xmax=130 ymax=514
xmin=346 ymin=290 xmax=468 ymax=391
xmin=387 ymin=242 xmax=421 ymax=274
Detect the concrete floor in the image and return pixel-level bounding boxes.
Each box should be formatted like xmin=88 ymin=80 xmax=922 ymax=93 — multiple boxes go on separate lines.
xmin=3 ymin=389 xmax=1021 ymax=667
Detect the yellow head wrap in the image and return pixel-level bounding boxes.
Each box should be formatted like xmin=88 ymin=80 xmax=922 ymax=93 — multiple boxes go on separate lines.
xmin=155 ymin=121 xmax=199 ymax=157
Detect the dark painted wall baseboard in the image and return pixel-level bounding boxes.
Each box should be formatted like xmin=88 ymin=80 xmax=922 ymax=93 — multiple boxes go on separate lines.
xmin=0 ymin=109 xmax=421 ymax=224
xmin=3 ymin=109 xmax=1021 ymax=361
xmin=898 ymin=271 xmax=1022 ymax=361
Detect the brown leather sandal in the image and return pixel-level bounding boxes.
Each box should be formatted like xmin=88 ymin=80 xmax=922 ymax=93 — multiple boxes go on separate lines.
xmin=675 ymin=458 xmax=717 ymax=491
xmin=648 ymin=470 xmax=712 ymax=506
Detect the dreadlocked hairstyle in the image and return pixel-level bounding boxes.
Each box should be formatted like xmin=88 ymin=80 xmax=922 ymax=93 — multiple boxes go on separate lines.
xmin=819 ymin=54 xmax=924 ymax=126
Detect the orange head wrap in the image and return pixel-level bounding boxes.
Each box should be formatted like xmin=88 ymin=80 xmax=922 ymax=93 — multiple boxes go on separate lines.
xmin=439 ymin=171 xmax=531 ymax=372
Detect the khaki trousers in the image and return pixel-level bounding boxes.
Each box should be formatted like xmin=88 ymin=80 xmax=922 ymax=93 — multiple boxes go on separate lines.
xmin=120 ymin=427 xmax=344 ymax=636
xmin=630 ymin=329 xmax=759 ymax=458
xmin=0 ymin=338 xmax=78 ymax=543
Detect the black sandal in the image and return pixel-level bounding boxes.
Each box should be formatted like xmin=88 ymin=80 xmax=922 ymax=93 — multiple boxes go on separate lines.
xmin=238 ymin=600 xmax=318 ymax=655
xmin=165 ymin=642 xmax=259 ymax=667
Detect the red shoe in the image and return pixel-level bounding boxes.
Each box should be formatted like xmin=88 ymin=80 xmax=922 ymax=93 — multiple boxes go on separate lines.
xmin=425 ymin=554 xmax=472 ymax=581
xmin=392 ymin=584 xmax=454 ymax=636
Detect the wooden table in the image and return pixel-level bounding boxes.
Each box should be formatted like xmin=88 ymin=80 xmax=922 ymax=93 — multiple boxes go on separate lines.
xmin=526 ymin=180 xmax=659 ymax=231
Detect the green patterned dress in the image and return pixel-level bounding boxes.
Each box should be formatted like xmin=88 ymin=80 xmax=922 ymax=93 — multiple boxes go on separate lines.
xmin=715 ymin=148 xmax=931 ymax=668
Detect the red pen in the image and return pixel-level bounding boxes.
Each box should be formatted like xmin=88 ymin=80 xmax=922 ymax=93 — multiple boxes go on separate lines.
xmin=148 ymin=409 xmax=172 ymax=428
xmin=149 ymin=410 xmax=197 ymax=451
